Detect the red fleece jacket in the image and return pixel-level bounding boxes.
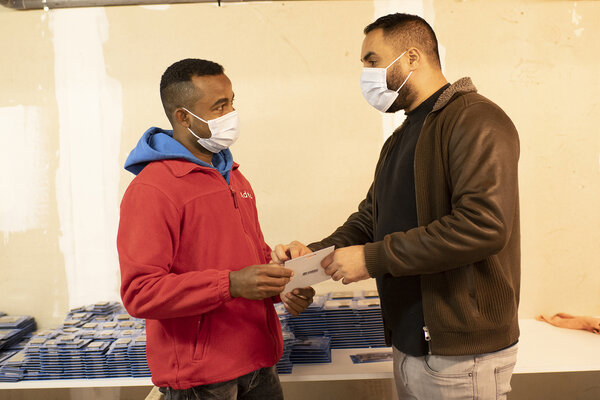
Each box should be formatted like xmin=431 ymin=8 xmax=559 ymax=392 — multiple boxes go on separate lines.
xmin=117 ymin=159 xmax=283 ymax=389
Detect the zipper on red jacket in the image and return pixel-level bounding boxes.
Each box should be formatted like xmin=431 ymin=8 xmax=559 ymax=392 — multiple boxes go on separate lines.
xmin=423 ymin=326 xmax=432 ymax=355
xmin=226 ymin=180 xmax=264 ymax=263
xmin=229 ymin=186 xmax=239 ymax=208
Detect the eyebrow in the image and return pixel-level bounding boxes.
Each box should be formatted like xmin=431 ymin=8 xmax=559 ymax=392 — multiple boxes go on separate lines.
xmin=361 ymin=51 xmax=376 ymax=62
xmin=211 ymin=93 xmax=234 ymax=108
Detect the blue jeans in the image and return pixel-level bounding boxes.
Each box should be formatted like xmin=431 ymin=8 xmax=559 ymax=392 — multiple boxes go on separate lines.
xmin=393 ymin=343 xmax=518 ymax=400
xmin=160 ymin=366 xmax=283 ymax=400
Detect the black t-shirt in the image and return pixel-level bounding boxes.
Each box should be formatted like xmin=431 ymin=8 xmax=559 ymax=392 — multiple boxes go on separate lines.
xmin=374 ymin=84 xmax=450 ymax=356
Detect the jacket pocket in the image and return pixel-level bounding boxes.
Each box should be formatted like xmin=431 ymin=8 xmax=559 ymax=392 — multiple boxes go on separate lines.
xmin=465 ymin=264 xmax=480 ymax=318
xmin=264 ymin=301 xmax=281 ymax=359
xmin=192 ymin=316 xmax=210 ymax=361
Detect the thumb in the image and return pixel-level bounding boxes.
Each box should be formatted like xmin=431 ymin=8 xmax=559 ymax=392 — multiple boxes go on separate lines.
xmin=321 ymin=253 xmax=334 ymax=268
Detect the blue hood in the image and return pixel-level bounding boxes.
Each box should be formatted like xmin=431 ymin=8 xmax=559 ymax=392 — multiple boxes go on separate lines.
xmin=124 ymin=127 xmax=233 ymax=183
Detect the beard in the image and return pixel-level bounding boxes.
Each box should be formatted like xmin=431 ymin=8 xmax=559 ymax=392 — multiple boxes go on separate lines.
xmin=386 ymin=71 xmax=416 ymax=113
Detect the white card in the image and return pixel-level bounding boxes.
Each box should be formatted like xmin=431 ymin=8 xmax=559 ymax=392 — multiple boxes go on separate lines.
xmin=282 ymin=246 xmax=334 ymax=295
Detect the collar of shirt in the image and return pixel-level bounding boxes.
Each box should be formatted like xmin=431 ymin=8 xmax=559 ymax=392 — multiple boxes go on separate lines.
xmin=164 ymin=159 xmax=239 ymax=178
xmin=405 ymin=83 xmax=450 ymax=124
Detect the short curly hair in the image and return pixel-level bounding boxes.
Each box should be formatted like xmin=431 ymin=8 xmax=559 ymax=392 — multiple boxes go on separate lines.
xmin=160 ymin=58 xmax=224 ymax=122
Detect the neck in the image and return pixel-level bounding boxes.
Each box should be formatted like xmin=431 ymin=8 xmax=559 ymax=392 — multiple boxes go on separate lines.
xmin=189 ymin=146 xmax=213 ymax=165
xmin=405 ymin=72 xmax=448 ymax=113
xmin=172 ymin=128 xmax=214 ymax=165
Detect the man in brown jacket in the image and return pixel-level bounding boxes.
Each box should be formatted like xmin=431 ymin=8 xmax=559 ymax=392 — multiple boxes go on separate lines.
xmin=273 ymin=13 xmax=520 ymax=400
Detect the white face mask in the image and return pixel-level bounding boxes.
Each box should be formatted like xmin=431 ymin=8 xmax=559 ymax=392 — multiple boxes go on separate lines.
xmin=360 ymin=51 xmax=413 ymax=112
xmin=183 ymin=108 xmax=240 ymax=153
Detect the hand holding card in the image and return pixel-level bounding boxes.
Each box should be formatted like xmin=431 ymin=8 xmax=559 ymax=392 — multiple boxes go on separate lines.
xmin=282 ymin=246 xmax=334 ymax=295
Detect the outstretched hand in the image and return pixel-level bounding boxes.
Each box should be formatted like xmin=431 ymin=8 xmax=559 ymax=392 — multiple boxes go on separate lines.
xmin=321 ymin=245 xmax=370 ymax=285
xmin=271 ymin=241 xmax=312 ymax=264
xmin=229 ymin=264 xmax=293 ymax=300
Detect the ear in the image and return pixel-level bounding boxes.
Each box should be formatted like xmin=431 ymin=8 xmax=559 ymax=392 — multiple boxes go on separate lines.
xmin=406 ymin=47 xmax=421 ymax=70
xmin=174 ymin=108 xmax=191 ymax=128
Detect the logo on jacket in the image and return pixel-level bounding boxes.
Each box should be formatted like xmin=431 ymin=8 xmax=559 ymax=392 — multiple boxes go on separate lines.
xmin=240 ymin=190 xmax=254 ymax=200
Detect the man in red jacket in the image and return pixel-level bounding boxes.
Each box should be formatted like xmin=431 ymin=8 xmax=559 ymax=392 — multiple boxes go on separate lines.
xmin=117 ymin=58 xmax=314 ymax=399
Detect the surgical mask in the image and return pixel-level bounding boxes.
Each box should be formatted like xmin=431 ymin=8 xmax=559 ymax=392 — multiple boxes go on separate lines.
xmin=360 ymin=51 xmax=413 ymax=112
xmin=183 ymin=108 xmax=240 ymax=153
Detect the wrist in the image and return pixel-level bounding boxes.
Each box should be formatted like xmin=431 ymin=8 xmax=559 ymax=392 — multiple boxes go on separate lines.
xmin=363 ymin=242 xmax=381 ymax=278
xmin=228 ymin=271 xmax=239 ymax=298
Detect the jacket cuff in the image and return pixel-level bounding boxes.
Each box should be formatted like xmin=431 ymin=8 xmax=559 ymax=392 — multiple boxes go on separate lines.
xmin=364 ymin=241 xmax=386 ymax=277
xmin=308 ymin=242 xmax=326 ymax=252
xmin=218 ymin=270 xmax=233 ymax=303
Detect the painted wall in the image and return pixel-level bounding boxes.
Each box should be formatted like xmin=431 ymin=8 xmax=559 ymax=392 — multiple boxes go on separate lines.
xmin=0 ymin=0 xmax=382 ymax=329
xmin=433 ymin=0 xmax=600 ymax=318
xmin=0 ymin=0 xmax=598 ymax=340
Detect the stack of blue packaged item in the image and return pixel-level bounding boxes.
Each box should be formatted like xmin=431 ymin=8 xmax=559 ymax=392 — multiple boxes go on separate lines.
xmin=83 ymin=340 xmax=110 ymax=378
xmin=284 ymin=290 xmax=386 ymax=350
xmin=290 ymin=336 xmax=331 ymax=364
xmin=20 ymin=330 xmax=56 ymax=380
xmin=356 ymin=297 xmax=387 ymax=348
xmin=128 ymin=335 xmax=151 ymax=377
xmin=2 ymin=291 xmax=387 ymax=380
xmin=0 ymin=350 xmax=26 ymax=382
xmin=105 ymin=338 xmax=133 ymax=378
xmin=0 ymin=315 xmax=37 ymax=350
xmin=0 ymin=313 xmax=37 ymax=382
xmin=325 ymin=290 xmax=386 ymax=348
xmin=14 ymin=302 xmax=150 ymax=381
xmin=276 ymin=330 xmax=296 ymax=374
xmin=274 ymin=304 xmax=297 ymax=374
xmin=62 ymin=302 xmax=123 ymax=329
xmin=284 ymin=295 xmax=327 ymax=338
xmin=322 ymin=295 xmax=366 ymax=349
xmin=0 ymin=335 xmax=34 ymax=382
xmin=38 ymin=335 xmax=90 ymax=379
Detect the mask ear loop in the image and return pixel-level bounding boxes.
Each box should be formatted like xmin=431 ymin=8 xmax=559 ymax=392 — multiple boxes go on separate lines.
xmin=385 ymin=51 xmax=407 ymax=70
xmin=182 ymin=107 xmax=209 ymax=124
xmin=187 ymin=127 xmax=201 ymax=141
xmin=395 ymin=71 xmax=413 ymax=93
xmin=182 ymin=108 xmax=208 ymax=140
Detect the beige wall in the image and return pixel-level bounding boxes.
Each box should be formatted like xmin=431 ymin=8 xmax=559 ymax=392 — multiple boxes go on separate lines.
xmin=1 ymin=1 xmax=382 ymax=328
xmin=1 ymin=0 xmax=599 ymax=333
xmin=433 ymin=0 xmax=600 ymax=318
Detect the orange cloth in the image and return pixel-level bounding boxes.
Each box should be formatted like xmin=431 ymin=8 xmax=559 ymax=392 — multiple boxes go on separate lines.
xmin=536 ymin=313 xmax=600 ymax=334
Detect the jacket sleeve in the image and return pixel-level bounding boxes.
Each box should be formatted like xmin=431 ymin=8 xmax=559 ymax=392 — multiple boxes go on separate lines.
xmin=308 ymin=182 xmax=375 ymax=252
xmin=364 ymin=101 xmax=520 ymax=277
xmin=117 ymin=182 xmax=233 ymax=320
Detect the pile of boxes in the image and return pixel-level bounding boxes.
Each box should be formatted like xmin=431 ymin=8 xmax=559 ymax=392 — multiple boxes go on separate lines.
xmin=275 ymin=290 xmax=386 ymax=373
xmin=0 ymin=302 xmax=150 ymax=381
xmin=0 ymin=314 xmax=37 ymax=382
xmin=285 ymin=290 xmax=386 ymax=349
xmin=0 ymin=291 xmax=386 ymax=380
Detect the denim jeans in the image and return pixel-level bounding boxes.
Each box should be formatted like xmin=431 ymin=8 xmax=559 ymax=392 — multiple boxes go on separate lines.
xmin=160 ymin=366 xmax=283 ymax=400
xmin=393 ymin=343 xmax=518 ymax=400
